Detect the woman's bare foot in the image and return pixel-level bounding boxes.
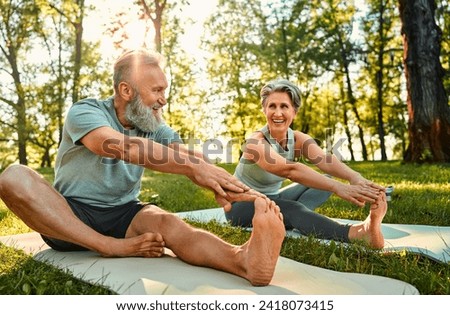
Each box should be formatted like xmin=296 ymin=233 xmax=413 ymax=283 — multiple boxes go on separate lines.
xmin=348 ymin=192 xmax=387 ymax=249
xmin=100 ymin=232 xmax=165 ymax=258
xmin=242 ymin=197 xmax=285 ymax=286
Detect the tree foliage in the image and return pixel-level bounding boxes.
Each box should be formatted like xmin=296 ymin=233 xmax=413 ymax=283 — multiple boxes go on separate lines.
xmin=0 ymin=0 xmax=109 ymax=167
xmin=203 ymin=0 xmax=448 ymax=162
xmin=0 ymin=0 xmax=448 ymax=166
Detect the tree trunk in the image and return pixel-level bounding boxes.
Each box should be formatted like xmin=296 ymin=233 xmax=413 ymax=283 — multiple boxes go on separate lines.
xmin=337 ymin=33 xmax=368 ymax=160
xmin=340 ymin=83 xmax=356 ymax=161
xmin=343 ymin=105 xmax=356 ymax=161
xmin=72 ymin=0 xmax=85 ymax=104
xmin=9 ymin=47 xmax=28 ymax=165
xmin=141 ymin=0 xmax=167 ymax=52
xmin=17 ymin=101 xmax=28 ymax=165
xmin=72 ymin=21 xmax=83 ymax=103
xmin=40 ymin=147 xmax=52 ymax=168
xmin=376 ymin=0 xmax=388 ymax=161
xmin=399 ymin=0 xmax=450 ymax=162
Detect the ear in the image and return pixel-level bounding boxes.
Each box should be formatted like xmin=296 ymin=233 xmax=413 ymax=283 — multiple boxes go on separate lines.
xmin=261 ymin=105 xmax=267 ymax=114
xmin=117 ymin=82 xmax=135 ymax=101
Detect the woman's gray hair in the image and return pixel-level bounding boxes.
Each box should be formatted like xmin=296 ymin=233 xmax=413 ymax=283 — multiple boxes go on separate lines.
xmin=260 ymin=79 xmax=302 ymax=112
xmin=113 ymin=49 xmax=164 ymax=92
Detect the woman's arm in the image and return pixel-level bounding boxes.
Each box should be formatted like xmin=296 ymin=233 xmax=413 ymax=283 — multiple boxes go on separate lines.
xmin=294 ymin=131 xmax=384 ymax=191
xmin=243 ymin=132 xmax=379 ymax=207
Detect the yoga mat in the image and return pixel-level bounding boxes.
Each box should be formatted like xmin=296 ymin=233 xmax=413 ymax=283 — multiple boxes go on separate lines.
xmin=0 ymin=232 xmax=419 ymax=295
xmin=177 ymin=208 xmax=450 ymax=264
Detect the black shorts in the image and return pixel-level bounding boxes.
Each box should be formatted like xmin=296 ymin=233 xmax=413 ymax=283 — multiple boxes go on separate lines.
xmin=41 ymin=197 xmax=147 ymax=251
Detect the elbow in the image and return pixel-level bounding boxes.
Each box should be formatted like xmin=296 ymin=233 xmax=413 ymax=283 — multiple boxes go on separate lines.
xmin=278 ymin=164 xmax=299 ymax=180
xmin=96 ymin=138 xmax=122 ymax=159
xmin=98 ymin=137 xmax=145 ymax=165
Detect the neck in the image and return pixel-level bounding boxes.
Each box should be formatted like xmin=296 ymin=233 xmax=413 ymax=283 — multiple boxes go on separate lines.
xmin=268 ymin=127 xmax=288 ymax=148
xmin=113 ymin=96 xmax=133 ymax=129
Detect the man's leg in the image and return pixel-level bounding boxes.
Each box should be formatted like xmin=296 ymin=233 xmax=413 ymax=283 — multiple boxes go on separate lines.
xmin=0 ymin=165 xmax=164 ymax=257
xmin=126 ymin=197 xmax=285 ymax=286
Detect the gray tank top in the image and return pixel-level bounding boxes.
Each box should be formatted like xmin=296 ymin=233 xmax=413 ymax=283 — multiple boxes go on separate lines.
xmin=234 ymin=125 xmax=295 ymax=195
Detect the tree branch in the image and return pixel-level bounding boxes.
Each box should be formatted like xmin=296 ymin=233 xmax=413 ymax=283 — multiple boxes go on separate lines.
xmin=0 ymin=95 xmax=16 ymax=107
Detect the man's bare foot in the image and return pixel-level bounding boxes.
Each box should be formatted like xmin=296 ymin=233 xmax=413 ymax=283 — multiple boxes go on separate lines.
xmin=100 ymin=232 xmax=165 ymax=258
xmin=242 ymin=197 xmax=285 ymax=286
xmin=349 ymin=192 xmax=387 ymax=249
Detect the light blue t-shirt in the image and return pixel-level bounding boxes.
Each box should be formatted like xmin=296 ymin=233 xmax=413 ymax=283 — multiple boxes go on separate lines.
xmin=54 ymin=97 xmax=182 ymax=207
xmin=234 ymin=125 xmax=295 ymax=195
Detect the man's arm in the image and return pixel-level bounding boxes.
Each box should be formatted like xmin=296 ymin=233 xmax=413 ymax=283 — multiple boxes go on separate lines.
xmin=168 ymin=142 xmax=211 ymax=163
xmin=167 ymin=142 xmax=264 ymax=210
xmin=80 ymin=126 xmax=248 ymax=198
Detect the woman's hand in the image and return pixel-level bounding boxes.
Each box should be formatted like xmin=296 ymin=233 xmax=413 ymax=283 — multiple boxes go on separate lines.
xmin=349 ymin=174 xmax=385 ymax=192
xmin=333 ymin=181 xmax=381 ymax=207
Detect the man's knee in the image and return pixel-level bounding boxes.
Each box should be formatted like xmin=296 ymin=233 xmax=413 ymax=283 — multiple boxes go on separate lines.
xmin=140 ymin=205 xmax=175 ymax=224
xmin=130 ymin=205 xmax=179 ymax=232
xmin=0 ymin=164 xmax=36 ymax=196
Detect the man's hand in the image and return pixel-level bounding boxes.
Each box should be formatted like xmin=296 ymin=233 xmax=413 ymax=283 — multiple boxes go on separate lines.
xmin=187 ymin=162 xmax=251 ymax=198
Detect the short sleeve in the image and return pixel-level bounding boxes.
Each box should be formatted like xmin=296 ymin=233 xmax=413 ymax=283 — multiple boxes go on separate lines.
xmin=152 ymin=124 xmax=183 ymax=146
xmin=65 ymin=101 xmax=111 ymax=145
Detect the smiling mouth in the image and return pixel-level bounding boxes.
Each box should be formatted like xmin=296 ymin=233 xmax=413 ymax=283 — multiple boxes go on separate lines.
xmin=272 ymin=119 xmax=285 ymax=124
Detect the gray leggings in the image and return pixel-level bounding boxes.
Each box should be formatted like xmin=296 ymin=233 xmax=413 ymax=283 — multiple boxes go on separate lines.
xmin=225 ymin=183 xmax=351 ymax=242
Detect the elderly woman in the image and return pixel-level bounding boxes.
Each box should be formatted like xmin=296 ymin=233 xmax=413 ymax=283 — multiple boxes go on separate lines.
xmin=225 ymin=79 xmax=387 ymax=248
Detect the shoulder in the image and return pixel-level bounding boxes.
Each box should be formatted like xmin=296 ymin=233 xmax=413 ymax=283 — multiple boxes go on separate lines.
xmin=67 ymin=98 xmax=110 ymax=118
xmin=243 ymin=131 xmax=266 ymax=148
xmin=247 ymin=130 xmax=265 ymax=140
xmin=150 ymin=124 xmax=183 ymax=145
xmin=293 ymin=130 xmax=313 ymax=142
xmin=71 ymin=98 xmax=106 ymax=109
xmin=64 ymin=98 xmax=113 ymax=134
xmin=153 ymin=124 xmax=177 ymax=136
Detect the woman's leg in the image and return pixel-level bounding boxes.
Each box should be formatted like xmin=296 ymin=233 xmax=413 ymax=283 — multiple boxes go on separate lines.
xmin=275 ymin=198 xmax=351 ymax=242
xmin=279 ymin=182 xmax=332 ymax=211
xmin=225 ymin=201 xmax=255 ymax=227
xmin=226 ymin=196 xmax=350 ymax=242
xmin=347 ymin=193 xmax=387 ymax=249
xmin=276 ymin=194 xmax=387 ymax=249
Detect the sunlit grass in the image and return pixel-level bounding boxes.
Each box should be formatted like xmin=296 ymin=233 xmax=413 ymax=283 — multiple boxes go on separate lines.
xmin=1 ymin=161 xmax=449 ymax=294
xmin=0 ymin=245 xmax=112 ymax=294
xmin=140 ymin=171 xmax=218 ymax=211
xmin=0 ymin=203 xmax=31 ymax=236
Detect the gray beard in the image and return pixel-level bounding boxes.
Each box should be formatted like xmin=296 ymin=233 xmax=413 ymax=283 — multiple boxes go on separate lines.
xmin=125 ymin=95 xmax=164 ymax=132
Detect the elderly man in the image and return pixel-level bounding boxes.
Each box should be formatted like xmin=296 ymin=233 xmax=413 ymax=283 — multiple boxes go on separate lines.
xmin=0 ymin=49 xmax=285 ymax=286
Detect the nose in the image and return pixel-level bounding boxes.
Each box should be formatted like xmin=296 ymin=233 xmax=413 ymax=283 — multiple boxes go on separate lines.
xmin=273 ymin=106 xmax=283 ymax=116
xmin=157 ymin=95 xmax=167 ymax=106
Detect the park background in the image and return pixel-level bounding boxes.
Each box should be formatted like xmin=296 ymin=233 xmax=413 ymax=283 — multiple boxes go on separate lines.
xmin=0 ymin=0 xmax=449 ymax=166
xmin=0 ymin=0 xmax=449 ymax=295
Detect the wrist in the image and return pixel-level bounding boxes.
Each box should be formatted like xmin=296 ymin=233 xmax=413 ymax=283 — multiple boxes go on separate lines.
xmin=348 ymin=172 xmax=363 ymax=183
xmin=328 ymin=179 xmax=342 ymax=194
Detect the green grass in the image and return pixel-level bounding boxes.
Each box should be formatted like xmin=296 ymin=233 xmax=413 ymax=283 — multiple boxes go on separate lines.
xmin=0 ymin=161 xmax=449 ymax=294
